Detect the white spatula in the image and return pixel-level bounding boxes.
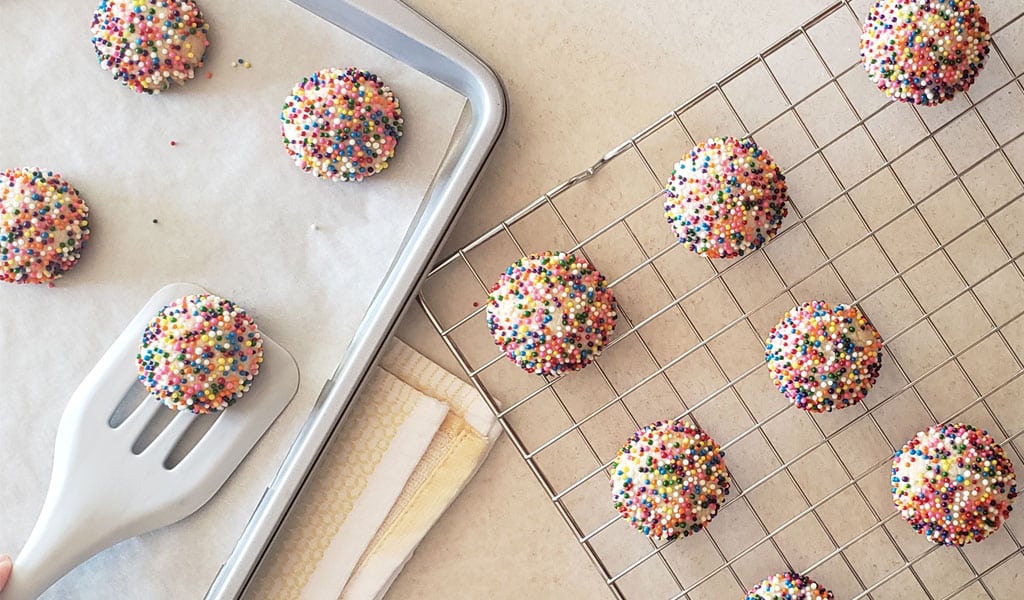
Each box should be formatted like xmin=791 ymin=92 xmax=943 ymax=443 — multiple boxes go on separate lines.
xmin=0 ymin=283 xmax=300 ymax=600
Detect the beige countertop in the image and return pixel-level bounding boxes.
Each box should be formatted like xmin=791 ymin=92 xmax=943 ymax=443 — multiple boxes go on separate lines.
xmin=386 ymin=2 xmax=841 ymax=598
xmin=3 ymin=1 xmax=1020 ymax=598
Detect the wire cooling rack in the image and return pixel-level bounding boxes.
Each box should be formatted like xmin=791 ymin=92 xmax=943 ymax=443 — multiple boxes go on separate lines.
xmin=416 ymin=1 xmax=1024 ymax=598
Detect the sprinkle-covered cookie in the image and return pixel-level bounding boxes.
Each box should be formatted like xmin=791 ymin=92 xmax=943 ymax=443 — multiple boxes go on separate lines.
xmin=281 ymin=67 xmax=404 ymax=182
xmin=860 ymin=0 xmax=991 ymax=106
xmin=0 ymin=168 xmax=90 ymax=285
xmin=766 ymin=300 xmax=883 ymax=413
xmin=893 ymin=423 xmax=1017 ymax=546
xmin=745 ymin=572 xmax=833 ymax=600
xmin=611 ymin=420 xmax=730 ymax=541
xmin=486 ymin=251 xmax=616 ymax=376
xmin=665 ymin=137 xmax=789 ymax=259
xmin=91 ymin=0 xmax=210 ymax=94
xmin=137 ymin=293 xmax=263 ymax=414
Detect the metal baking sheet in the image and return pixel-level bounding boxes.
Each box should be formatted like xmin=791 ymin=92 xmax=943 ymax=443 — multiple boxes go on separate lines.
xmin=210 ymin=1 xmax=506 ymax=597
xmin=0 ymin=0 xmax=504 ymax=598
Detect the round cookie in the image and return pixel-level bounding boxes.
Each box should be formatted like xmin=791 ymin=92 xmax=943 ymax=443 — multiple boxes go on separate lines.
xmin=280 ymin=67 xmax=404 ymax=182
xmin=486 ymin=251 xmax=616 ymax=376
xmin=611 ymin=420 xmax=729 ymax=541
xmin=137 ymin=293 xmax=263 ymax=414
xmin=860 ymin=0 xmax=991 ymax=106
xmin=664 ymin=136 xmax=789 ymax=259
xmin=0 ymin=167 xmax=90 ymax=285
xmin=765 ymin=300 xmax=883 ymax=413
xmin=892 ymin=423 xmax=1017 ymax=546
xmin=745 ymin=572 xmax=834 ymax=600
xmin=91 ymin=0 xmax=209 ymax=94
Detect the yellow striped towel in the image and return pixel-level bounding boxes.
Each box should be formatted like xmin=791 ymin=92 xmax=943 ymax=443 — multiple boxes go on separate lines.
xmin=246 ymin=339 xmax=499 ymax=600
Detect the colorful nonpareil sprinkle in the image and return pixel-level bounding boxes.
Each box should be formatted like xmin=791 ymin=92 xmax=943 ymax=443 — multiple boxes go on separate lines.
xmin=745 ymin=572 xmax=834 ymax=600
xmin=137 ymin=294 xmax=263 ymax=414
xmin=91 ymin=0 xmax=210 ymax=94
xmin=765 ymin=300 xmax=883 ymax=413
xmin=0 ymin=168 xmax=90 ymax=285
xmin=860 ymin=0 xmax=991 ymax=106
xmin=611 ymin=420 xmax=729 ymax=541
xmin=280 ymin=67 xmax=404 ymax=182
xmin=892 ymin=423 xmax=1017 ymax=546
xmin=665 ymin=137 xmax=789 ymax=259
xmin=486 ymin=251 xmax=617 ymax=376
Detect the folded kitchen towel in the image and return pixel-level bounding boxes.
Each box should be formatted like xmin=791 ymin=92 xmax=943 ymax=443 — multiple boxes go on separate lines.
xmin=247 ymin=339 xmax=499 ymax=600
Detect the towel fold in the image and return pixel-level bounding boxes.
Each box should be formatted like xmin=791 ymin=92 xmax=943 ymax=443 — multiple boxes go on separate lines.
xmin=248 ymin=339 xmax=498 ymax=600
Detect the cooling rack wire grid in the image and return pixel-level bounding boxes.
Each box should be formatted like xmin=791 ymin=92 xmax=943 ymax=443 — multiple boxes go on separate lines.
xmin=416 ymin=1 xmax=1024 ymax=598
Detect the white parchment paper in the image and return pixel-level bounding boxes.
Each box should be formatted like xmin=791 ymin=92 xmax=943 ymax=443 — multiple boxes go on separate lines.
xmin=0 ymin=1 xmax=467 ymax=598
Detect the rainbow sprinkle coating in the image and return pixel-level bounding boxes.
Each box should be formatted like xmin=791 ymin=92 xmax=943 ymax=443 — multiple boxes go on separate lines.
xmin=766 ymin=300 xmax=883 ymax=413
xmin=892 ymin=423 xmax=1017 ymax=546
xmin=745 ymin=572 xmax=834 ymax=600
xmin=137 ymin=293 xmax=263 ymax=414
xmin=860 ymin=0 xmax=991 ymax=106
xmin=610 ymin=420 xmax=730 ymax=541
xmin=0 ymin=168 xmax=90 ymax=285
xmin=487 ymin=251 xmax=616 ymax=376
xmin=665 ymin=137 xmax=789 ymax=259
xmin=280 ymin=67 xmax=404 ymax=182
xmin=91 ymin=0 xmax=209 ymax=95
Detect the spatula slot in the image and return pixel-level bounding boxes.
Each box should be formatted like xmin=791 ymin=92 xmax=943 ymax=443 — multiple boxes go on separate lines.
xmin=108 ymin=382 xmax=149 ymax=428
xmin=164 ymin=411 xmax=221 ymax=470
xmin=130 ymin=404 xmax=177 ymax=455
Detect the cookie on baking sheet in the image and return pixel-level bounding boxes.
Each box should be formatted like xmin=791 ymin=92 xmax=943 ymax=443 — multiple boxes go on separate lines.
xmin=0 ymin=167 xmax=90 ymax=285
xmin=893 ymin=423 xmax=1017 ymax=546
xmin=765 ymin=300 xmax=882 ymax=413
xmin=91 ymin=0 xmax=210 ymax=94
xmin=137 ymin=293 xmax=263 ymax=414
xmin=486 ymin=251 xmax=617 ymax=376
xmin=665 ymin=136 xmax=789 ymax=259
xmin=745 ymin=572 xmax=834 ymax=600
xmin=611 ymin=419 xmax=729 ymax=541
xmin=860 ymin=0 xmax=991 ymax=106
xmin=280 ymin=67 xmax=404 ymax=182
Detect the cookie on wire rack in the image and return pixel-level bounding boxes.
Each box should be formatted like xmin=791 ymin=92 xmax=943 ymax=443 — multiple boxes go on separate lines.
xmin=611 ymin=420 xmax=730 ymax=541
xmin=765 ymin=300 xmax=883 ymax=413
xmin=745 ymin=571 xmax=834 ymax=600
xmin=860 ymin=0 xmax=991 ymax=106
xmin=486 ymin=251 xmax=616 ymax=376
xmin=892 ymin=422 xmax=1017 ymax=546
xmin=664 ymin=136 xmax=789 ymax=259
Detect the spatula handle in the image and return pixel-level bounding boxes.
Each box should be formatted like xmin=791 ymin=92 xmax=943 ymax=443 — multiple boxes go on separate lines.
xmin=0 ymin=491 xmax=109 ymax=600
xmin=0 ymin=520 xmax=97 ymax=600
